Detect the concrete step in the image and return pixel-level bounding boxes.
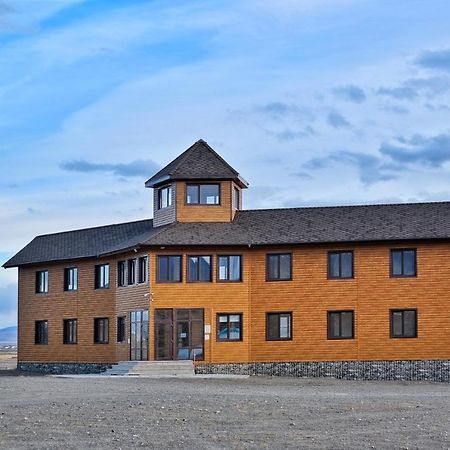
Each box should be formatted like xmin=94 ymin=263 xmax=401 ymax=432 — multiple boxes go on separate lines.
xmin=103 ymin=360 xmax=195 ymax=377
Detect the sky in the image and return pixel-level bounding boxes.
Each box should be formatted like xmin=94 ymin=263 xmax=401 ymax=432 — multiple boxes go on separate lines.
xmin=1 ymin=0 xmax=450 ymax=328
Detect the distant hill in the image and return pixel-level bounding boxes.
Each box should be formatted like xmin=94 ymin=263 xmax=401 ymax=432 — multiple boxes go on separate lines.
xmin=0 ymin=326 xmax=17 ymax=343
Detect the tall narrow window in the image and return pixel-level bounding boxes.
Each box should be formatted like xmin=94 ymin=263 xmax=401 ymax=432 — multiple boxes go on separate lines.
xmin=158 ymin=185 xmax=172 ymax=209
xmin=117 ymin=316 xmax=126 ymax=343
xmin=94 ymin=318 xmax=109 ymax=344
xmin=118 ymin=261 xmax=126 ymax=287
xmin=266 ymin=313 xmax=292 ymax=340
xmin=188 ymin=256 xmax=212 ymax=282
xmin=390 ymin=309 xmax=417 ymax=338
xmin=217 ymin=314 xmax=242 ymax=341
xmin=218 ymin=255 xmax=242 ymax=282
xmin=186 ymin=184 xmax=220 ymax=205
xmin=267 ymin=253 xmax=292 ymax=281
xmin=63 ymin=319 xmax=77 ymax=344
xmin=95 ymin=264 xmax=109 ymax=289
xmin=391 ymin=249 xmax=417 ymax=277
xmin=328 ymin=311 xmax=354 ymax=339
xmin=35 ymin=270 xmax=49 ymax=294
xmin=127 ymin=259 xmax=136 ymax=285
xmin=233 ymin=187 xmax=240 ymax=210
xmin=328 ymin=251 xmax=354 ymax=279
xmin=64 ymin=267 xmax=78 ymax=292
xmin=138 ymin=257 xmax=148 ymax=284
xmin=157 ymin=255 xmax=182 ymax=282
xmin=35 ymin=320 xmax=48 ymax=344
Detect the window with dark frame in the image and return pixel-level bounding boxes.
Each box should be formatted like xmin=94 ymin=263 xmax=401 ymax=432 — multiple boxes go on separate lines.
xmin=118 ymin=261 xmax=126 ymax=287
xmin=267 ymin=253 xmax=292 ymax=281
xmin=63 ymin=319 xmax=77 ymax=344
xmin=158 ymin=185 xmax=172 ymax=209
xmin=390 ymin=309 xmax=417 ymax=338
xmin=233 ymin=186 xmax=240 ymax=210
xmin=188 ymin=256 xmax=212 ymax=282
xmin=64 ymin=267 xmax=78 ymax=292
xmin=186 ymin=183 xmax=220 ymax=205
xmin=328 ymin=251 xmax=354 ymax=279
xmin=218 ymin=255 xmax=242 ymax=282
xmin=217 ymin=313 xmax=242 ymax=341
xmin=127 ymin=258 xmax=136 ymax=285
xmin=35 ymin=320 xmax=48 ymax=344
xmin=157 ymin=255 xmax=182 ymax=282
xmin=35 ymin=270 xmax=49 ymax=294
xmin=391 ymin=249 xmax=417 ymax=277
xmin=266 ymin=312 xmax=292 ymax=340
xmin=94 ymin=318 xmax=109 ymax=344
xmin=94 ymin=264 xmax=109 ymax=289
xmin=328 ymin=311 xmax=354 ymax=339
xmin=117 ymin=316 xmax=126 ymax=342
xmin=138 ymin=257 xmax=148 ymax=284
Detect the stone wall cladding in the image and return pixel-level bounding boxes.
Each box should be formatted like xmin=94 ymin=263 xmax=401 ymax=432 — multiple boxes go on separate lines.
xmin=195 ymin=360 xmax=450 ymax=382
xmin=18 ymin=362 xmax=112 ymax=375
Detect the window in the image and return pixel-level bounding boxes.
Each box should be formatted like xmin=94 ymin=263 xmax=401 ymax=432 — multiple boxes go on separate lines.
xmin=188 ymin=256 xmax=212 ymax=282
xmin=267 ymin=253 xmax=292 ymax=281
xmin=117 ymin=316 xmax=126 ymax=343
xmin=186 ymin=184 xmax=220 ymax=205
xmin=94 ymin=318 xmax=109 ymax=344
xmin=328 ymin=311 xmax=354 ymax=339
xmin=391 ymin=249 xmax=417 ymax=277
xmin=138 ymin=257 xmax=148 ymax=284
xmin=35 ymin=270 xmax=48 ymax=294
xmin=63 ymin=319 xmax=77 ymax=344
xmin=390 ymin=309 xmax=417 ymax=338
xmin=157 ymin=255 xmax=182 ymax=282
xmin=233 ymin=187 xmax=240 ymax=210
xmin=127 ymin=258 xmax=136 ymax=285
xmin=35 ymin=320 xmax=48 ymax=344
xmin=217 ymin=314 xmax=242 ymax=341
xmin=328 ymin=251 xmax=354 ymax=279
xmin=64 ymin=267 xmax=78 ymax=292
xmin=266 ymin=313 xmax=292 ymax=340
xmin=218 ymin=255 xmax=242 ymax=282
xmin=118 ymin=261 xmax=126 ymax=287
xmin=94 ymin=264 xmax=109 ymax=289
xmin=158 ymin=185 xmax=172 ymax=209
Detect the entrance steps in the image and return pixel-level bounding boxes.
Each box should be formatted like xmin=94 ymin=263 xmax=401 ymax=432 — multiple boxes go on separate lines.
xmin=103 ymin=360 xmax=195 ymax=377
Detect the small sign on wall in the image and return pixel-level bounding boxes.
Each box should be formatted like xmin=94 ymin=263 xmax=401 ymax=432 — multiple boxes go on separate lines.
xmin=204 ymin=324 xmax=211 ymax=334
xmin=205 ymin=334 xmax=210 ymax=341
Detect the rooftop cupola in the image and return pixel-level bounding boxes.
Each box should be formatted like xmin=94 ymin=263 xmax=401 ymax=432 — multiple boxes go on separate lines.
xmin=145 ymin=139 xmax=248 ymax=227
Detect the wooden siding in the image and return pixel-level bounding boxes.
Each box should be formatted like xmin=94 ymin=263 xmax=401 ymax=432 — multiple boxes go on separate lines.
xmin=153 ymin=183 xmax=176 ymax=227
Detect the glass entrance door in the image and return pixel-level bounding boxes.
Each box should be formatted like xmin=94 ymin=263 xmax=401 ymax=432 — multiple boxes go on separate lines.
xmin=130 ymin=309 xmax=149 ymax=361
xmin=155 ymin=309 xmax=173 ymax=360
xmin=175 ymin=309 xmax=204 ymax=361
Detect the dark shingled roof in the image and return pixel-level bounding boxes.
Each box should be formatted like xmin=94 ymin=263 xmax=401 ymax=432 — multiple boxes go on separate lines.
xmin=145 ymin=139 xmax=248 ymax=188
xmin=4 ymin=201 xmax=450 ymax=268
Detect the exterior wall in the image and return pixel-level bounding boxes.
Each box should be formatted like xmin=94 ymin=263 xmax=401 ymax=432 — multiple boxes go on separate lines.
xmin=153 ymin=183 xmax=176 ymax=227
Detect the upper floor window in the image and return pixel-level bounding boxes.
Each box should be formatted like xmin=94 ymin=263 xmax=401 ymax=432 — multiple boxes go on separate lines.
xmin=35 ymin=320 xmax=48 ymax=344
xmin=186 ymin=184 xmax=220 ymax=205
xmin=138 ymin=256 xmax=148 ymax=284
xmin=218 ymin=255 xmax=242 ymax=282
xmin=157 ymin=255 xmax=182 ymax=282
xmin=94 ymin=264 xmax=110 ymax=289
xmin=127 ymin=258 xmax=136 ymax=285
xmin=391 ymin=249 xmax=416 ymax=277
xmin=328 ymin=311 xmax=354 ymax=339
xmin=158 ymin=185 xmax=172 ymax=209
xmin=94 ymin=317 xmax=109 ymax=344
xmin=267 ymin=253 xmax=292 ymax=281
xmin=35 ymin=270 xmax=49 ymax=294
xmin=390 ymin=309 xmax=417 ymax=338
xmin=188 ymin=256 xmax=212 ymax=282
xmin=233 ymin=187 xmax=240 ymax=210
xmin=328 ymin=251 xmax=354 ymax=279
xmin=217 ymin=313 xmax=242 ymax=341
xmin=63 ymin=319 xmax=77 ymax=344
xmin=118 ymin=261 xmax=126 ymax=287
xmin=64 ymin=267 xmax=78 ymax=292
xmin=266 ymin=312 xmax=292 ymax=340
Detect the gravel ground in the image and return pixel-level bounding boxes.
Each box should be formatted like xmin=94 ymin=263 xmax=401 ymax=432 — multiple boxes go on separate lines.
xmin=0 ymin=373 xmax=449 ymax=449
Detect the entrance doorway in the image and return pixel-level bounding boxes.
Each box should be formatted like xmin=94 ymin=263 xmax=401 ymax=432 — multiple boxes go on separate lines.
xmin=130 ymin=309 xmax=149 ymax=361
xmin=155 ymin=308 xmax=204 ymax=361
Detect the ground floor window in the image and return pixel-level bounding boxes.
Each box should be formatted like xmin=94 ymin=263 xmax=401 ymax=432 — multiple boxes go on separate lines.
xmin=35 ymin=320 xmax=48 ymax=344
xmin=328 ymin=311 xmax=354 ymax=339
xmin=63 ymin=319 xmax=77 ymax=344
xmin=217 ymin=313 xmax=242 ymax=341
xmin=94 ymin=318 xmax=109 ymax=344
xmin=390 ymin=309 xmax=417 ymax=338
xmin=266 ymin=312 xmax=292 ymax=340
xmin=117 ymin=316 xmax=126 ymax=343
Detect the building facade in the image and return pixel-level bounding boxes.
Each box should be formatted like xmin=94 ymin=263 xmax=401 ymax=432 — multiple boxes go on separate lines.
xmin=4 ymin=140 xmax=450 ymax=380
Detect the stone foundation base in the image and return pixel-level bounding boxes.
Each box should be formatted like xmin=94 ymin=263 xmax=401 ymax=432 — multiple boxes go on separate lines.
xmin=195 ymin=360 xmax=450 ymax=382
xmin=18 ymin=362 xmax=112 ymax=375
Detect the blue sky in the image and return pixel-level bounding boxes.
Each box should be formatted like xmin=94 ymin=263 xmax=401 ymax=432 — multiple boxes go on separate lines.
xmin=2 ymin=0 xmax=450 ymax=327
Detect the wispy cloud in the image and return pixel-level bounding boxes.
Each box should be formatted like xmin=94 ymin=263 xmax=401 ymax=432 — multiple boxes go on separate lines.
xmin=61 ymin=159 xmax=160 ymax=178
xmin=269 ymin=126 xmax=316 ymax=142
xmin=327 ymin=110 xmax=351 ymax=128
xmin=254 ymin=102 xmax=315 ymax=121
xmin=416 ymin=48 xmax=450 ymax=72
xmin=377 ymin=86 xmax=417 ymax=100
xmin=332 ymin=84 xmax=366 ymax=103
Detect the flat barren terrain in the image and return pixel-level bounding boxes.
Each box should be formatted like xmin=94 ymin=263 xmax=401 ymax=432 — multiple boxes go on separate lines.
xmin=0 ymin=373 xmax=449 ymax=449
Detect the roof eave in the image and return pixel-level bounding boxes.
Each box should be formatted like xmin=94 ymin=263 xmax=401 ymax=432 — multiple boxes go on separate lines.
xmin=145 ymin=175 xmax=172 ymax=188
